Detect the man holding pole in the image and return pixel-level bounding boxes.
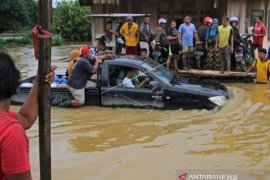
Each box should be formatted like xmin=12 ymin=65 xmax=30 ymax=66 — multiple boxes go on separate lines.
xmin=0 ymin=51 xmax=56 ymax=180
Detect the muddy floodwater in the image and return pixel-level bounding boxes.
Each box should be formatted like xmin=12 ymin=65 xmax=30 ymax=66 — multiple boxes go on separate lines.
xmin=8 ymin=46 xmax=270 ymax=180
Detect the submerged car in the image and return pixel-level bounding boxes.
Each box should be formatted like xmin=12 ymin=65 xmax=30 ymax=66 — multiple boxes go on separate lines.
xmin=12 ymin=56 xmax=229 ymax=110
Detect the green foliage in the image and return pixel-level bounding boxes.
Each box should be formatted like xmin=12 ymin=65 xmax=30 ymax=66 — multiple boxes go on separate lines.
xmin=52 ymin=36 xmax=64 ymax=46
xmin=0 ymin=32 xmax=31 ymax=48
xmin=53 ymin=0 xmax=91 ymax=41
xmin=0 ymin=0 xmax=37 ymax=33
xmin=0 ymin=34 xmax=64 ymax=48
xmin=0 ymin=39 xmax=10 ymax=48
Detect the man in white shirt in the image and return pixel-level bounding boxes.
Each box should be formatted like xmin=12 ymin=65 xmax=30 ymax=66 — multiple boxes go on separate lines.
xmin=122 ymin=68 xmax=150 ymax=88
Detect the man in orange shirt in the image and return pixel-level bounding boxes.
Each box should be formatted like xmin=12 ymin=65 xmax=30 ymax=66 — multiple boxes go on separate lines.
xmin=120 ymin=16 xmax=140 ymax=55
xmin=0 ymin=51 xmax=55 ymax=180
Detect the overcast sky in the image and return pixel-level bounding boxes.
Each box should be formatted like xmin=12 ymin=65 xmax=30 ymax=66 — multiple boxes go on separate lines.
xmin=53 ymin=0 xmax=75 ymax=8
xmin=52 ymin=0 xmax=60 ymax=8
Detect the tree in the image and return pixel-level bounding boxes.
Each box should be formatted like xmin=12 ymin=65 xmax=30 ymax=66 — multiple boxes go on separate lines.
xmin=53 ymin=0 xmax=91 ymax=41
xmin=0 ymin=0 xmax=37 ymax=33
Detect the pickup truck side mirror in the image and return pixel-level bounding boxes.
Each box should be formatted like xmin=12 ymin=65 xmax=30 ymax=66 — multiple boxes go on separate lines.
xmin=149 ymin=81 xmax=161 ymax=92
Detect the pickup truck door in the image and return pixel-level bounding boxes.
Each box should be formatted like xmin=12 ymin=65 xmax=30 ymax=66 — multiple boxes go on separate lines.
xmin=101 ymin=75 xmax=164 ymax=109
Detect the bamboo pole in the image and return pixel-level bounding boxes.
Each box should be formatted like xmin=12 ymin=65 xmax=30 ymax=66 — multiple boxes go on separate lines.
xmin=38 ymin=0 xmax=52 ymax=179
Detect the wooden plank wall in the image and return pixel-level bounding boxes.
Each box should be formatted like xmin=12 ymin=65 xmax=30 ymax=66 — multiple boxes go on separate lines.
xmin=227 ymin=0 xmax=270 ymax=36
xmin=91 ymin=0 xmax=270 ymax=40
xmin=227 ymin=0 xmax=247 ymax=33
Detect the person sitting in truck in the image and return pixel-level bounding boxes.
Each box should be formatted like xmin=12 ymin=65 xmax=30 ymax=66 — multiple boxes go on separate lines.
xmin=59 ymin=46 xmax=113 ymax=108
xmin=122 ymin=68 xmax=150 ymax=88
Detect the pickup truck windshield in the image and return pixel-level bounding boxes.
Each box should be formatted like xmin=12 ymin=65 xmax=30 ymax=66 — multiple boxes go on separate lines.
xmin=142 ymin=58 xmax=174 ymax=85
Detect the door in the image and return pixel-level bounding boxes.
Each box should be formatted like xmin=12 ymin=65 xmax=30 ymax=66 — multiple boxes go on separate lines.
xmin=101 ymin=64 xmax=164 ymax=109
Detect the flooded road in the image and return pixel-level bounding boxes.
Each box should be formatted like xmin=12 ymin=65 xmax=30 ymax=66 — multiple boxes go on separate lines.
xmin=8 ymin=46 xmax=270 ymax=179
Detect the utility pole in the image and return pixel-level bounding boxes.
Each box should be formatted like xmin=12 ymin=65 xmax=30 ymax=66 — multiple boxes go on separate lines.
xmin=38 ymin=0 xmax=52 ymax=179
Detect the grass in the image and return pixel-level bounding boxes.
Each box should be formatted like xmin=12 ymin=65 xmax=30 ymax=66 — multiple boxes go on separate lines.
xmin=52 ymin=36 xmax=64 ymax=46
xmin=0 ymin=34 xmax=64 ymax=48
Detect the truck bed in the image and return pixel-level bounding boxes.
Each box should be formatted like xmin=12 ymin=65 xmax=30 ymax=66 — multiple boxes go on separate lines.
xmin=11 ymin=76 xmax=101 ymax=106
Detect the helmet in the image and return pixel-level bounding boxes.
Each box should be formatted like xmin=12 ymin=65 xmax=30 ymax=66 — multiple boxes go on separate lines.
xmin=230 ymin=16 xmax=238 ymax=23
xmin=158 ymin=18 xmax=167 ymax=25
xmin=117 ymin=37 xmax=124 ymax=45
xmin=126 ymin=16 xmax=133 ymax=21
xmin=204 ymin=17 xmax=213 ymax=25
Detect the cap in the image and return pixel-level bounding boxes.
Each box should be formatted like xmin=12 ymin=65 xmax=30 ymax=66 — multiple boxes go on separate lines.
xmin=127 ymin=16 xmax=133 ymax=21
xmin=80 ymin=46 xmax=90 ymax=55
xmin=258 ymin=48 xmax=267 ymax=54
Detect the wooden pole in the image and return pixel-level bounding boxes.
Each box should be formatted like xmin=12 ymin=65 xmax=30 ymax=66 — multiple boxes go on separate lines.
xmin=38 ymin=0 xmax=52 ymax=180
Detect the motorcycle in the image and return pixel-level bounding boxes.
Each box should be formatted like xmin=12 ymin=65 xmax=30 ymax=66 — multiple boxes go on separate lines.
xmin=151 ymin=40 xmax=169 ymax=64
xmin=192 ymin=43 xmax=205 ymax=69
xmin=234 ymin=34 xmax=254 ymax=71
xmin=116 ymin=36 xmax=125 ymax=55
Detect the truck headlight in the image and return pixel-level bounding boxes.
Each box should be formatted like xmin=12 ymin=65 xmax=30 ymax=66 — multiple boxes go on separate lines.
xmin=209 ymin=96 xmax=226 ymax=107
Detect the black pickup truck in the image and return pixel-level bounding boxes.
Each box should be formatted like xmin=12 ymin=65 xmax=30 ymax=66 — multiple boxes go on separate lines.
xmin=12 ymin=56 xmax=230 ymax=110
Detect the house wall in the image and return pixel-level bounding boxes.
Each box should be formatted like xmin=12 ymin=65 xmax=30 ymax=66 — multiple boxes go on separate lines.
xmin=92 ymin=0 xmax=228 ymax=29
xmin=227 ymin=0 xmax=270 ymax=37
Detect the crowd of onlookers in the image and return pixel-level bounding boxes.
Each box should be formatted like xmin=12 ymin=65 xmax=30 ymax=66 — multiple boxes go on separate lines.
xmin=103 ymin=14 xmax=269 ymax=77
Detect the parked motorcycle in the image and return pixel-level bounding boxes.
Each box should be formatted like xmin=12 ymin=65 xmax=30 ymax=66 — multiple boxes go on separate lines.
xmin=234 ymin=34 xmax=254 ymax=71
xmin=192 ymin=43 xmax=205 ymax=69
xmin=151 ymin=40 xmax=169 ymax=64
xmin=116 ymin=36 xmax=125 ymax=55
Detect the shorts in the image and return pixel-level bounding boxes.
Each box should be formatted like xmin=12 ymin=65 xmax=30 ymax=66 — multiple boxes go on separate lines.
xmin=253 ymin=44 xmax=263 ymax=50
xmin=169 ymin=44 xmax=180 ymax=56
xmin=67 ymin=86 xmax=85 ymax=105
xmin=126 ymin=46 xmax=137 ymax=55
xmin=182 ymin=46 xmax=193 ymax=53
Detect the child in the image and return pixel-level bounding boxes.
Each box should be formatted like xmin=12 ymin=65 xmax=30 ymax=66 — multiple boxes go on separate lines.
xmin=245 ymin=48 xmax=270 ymax=83
xmin=140 ymin=48 xmax=148 ymax=58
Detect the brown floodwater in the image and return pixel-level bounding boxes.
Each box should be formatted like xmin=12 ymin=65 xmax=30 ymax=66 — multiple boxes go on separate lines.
xmin=8 ymin=46 xmax=270 ymax=180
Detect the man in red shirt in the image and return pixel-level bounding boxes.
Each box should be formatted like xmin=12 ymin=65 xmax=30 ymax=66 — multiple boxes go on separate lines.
xmin=252 ymin=16 xmax=266 ymax=50
xmin=0 ymin=51 xmax=56 ymax=180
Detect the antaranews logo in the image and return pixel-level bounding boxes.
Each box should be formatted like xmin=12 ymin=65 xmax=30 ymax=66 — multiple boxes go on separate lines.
xmin=177 ymin=171 xmax=238 ymax=180
xmin=178 ymin=173 xmax=188 ymax=180
xmin=177 ymin=169 xmax=265 ymax=180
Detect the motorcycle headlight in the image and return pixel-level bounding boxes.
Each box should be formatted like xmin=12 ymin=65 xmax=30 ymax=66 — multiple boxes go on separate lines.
xmin=209 ymin=96 xmax=226 ymax=107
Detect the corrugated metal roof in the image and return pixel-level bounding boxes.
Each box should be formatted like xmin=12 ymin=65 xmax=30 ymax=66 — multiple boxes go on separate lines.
xmin=89 ymin=13 xmax=148 ymax=18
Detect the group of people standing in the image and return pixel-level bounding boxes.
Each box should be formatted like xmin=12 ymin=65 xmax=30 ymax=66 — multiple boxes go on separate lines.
xmin=116 ymin=14 xmax=268 ymax=76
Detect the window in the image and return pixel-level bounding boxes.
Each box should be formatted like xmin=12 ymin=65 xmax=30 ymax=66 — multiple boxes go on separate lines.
xmin=108 ymin=65 xmax=151 ymax=89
